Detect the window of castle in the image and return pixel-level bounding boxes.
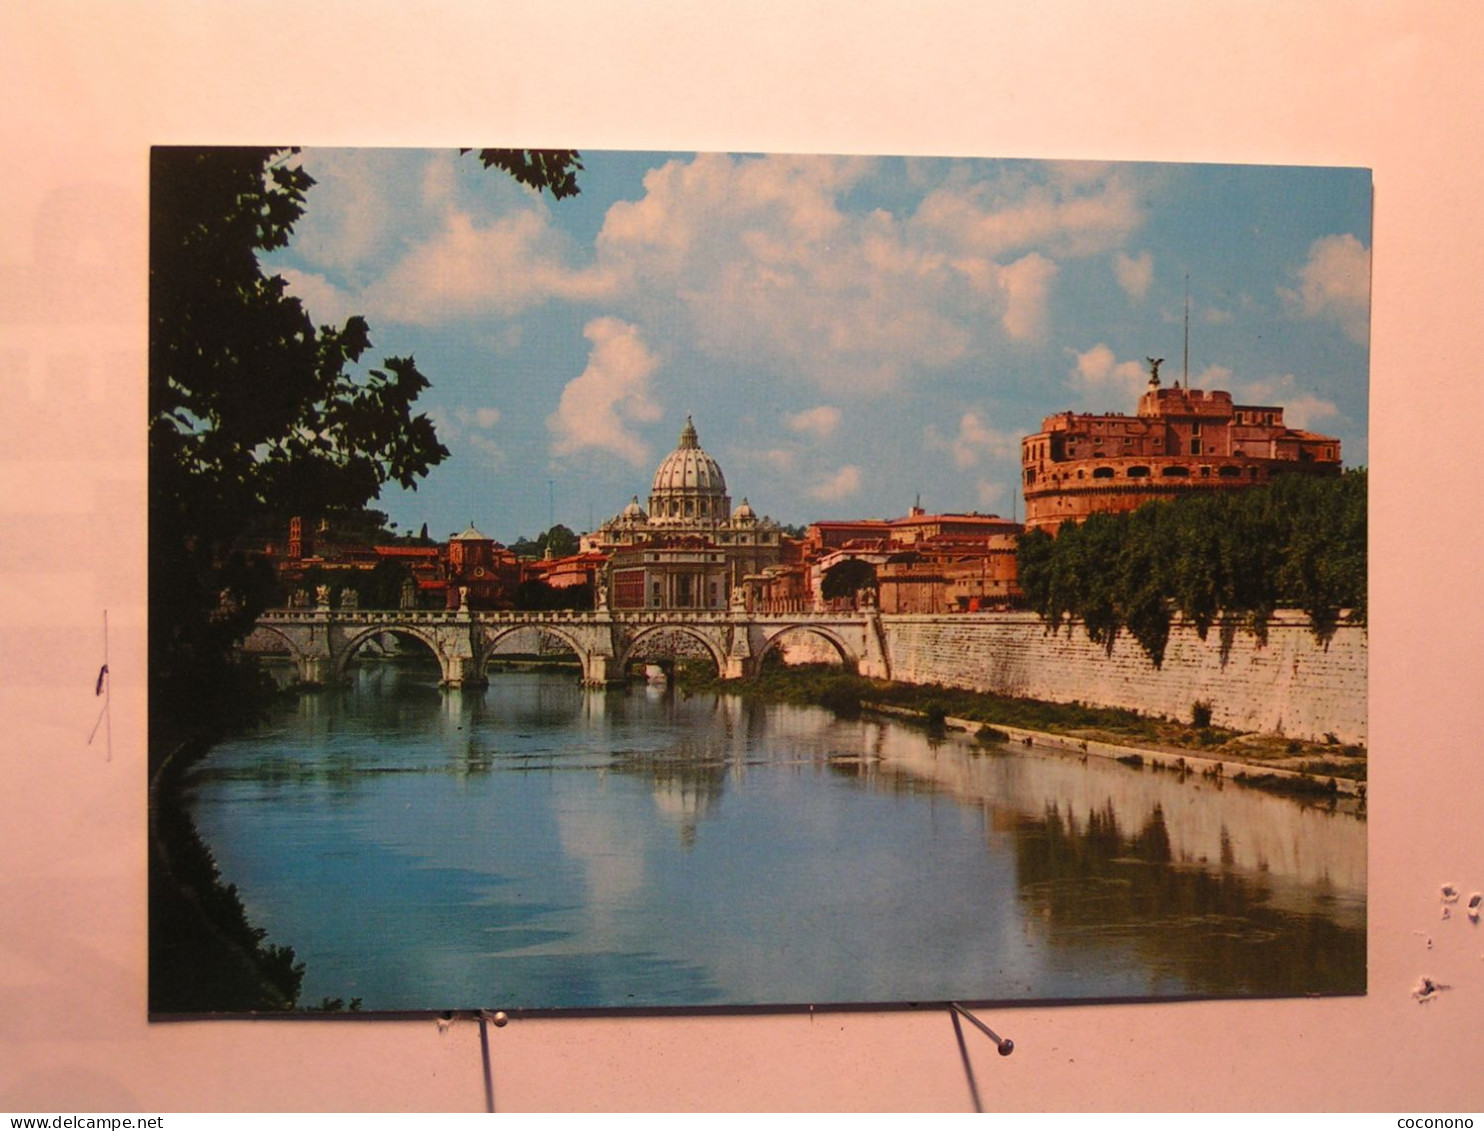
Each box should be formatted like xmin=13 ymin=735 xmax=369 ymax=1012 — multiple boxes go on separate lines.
xmin=1128 ymin=466 xmax=1150 ymax=478
xmin=1092 ymin=467 xmax=1113 ymax=479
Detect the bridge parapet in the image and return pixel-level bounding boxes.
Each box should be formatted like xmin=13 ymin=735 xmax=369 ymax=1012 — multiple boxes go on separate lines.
xmin=248 ymin=606 xmax=887 ymax=685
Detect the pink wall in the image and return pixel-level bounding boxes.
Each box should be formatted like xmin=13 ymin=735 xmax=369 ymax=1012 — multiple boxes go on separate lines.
xmin=3 ymin=3 xmax=1481 ymax=1112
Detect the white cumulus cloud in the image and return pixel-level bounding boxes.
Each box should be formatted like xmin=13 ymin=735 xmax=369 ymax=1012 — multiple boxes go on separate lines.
xmin=787 ymin=405 xmax=841 ymax=439
xmin=1069 ymin=343 xmax=1148 ymax=400
xmin=276 ymin=267 xmax=360 ymax=329
xmin=998 ymin=253 xmax=1058 ymax=341
xmin=547 ymin=318 xmax=663 ymax=465
xmin=1236 ymin=373 xmax=1340 ymax=430
xmin=1279 ymin=233 xmax=1371 ymax=345
xmin=911 ymin=164 xmax=1144 ymax=260
xmin=975 ymin=479 xmax=1009 ymax=511
xmin=593 ymin=154 xmax=972 ymax=392
xmin=810 ymin=465 xmax=862 ymax=502
xmin=943 ymin=411 xmax=1019 ymax=469
xmin=429 ymin=404 xmax=505 ymax=468
xmin=1115 ymin=251 xmax=1153 ymax=300
xmin=364 ymin=208 xmax=611 ymax=323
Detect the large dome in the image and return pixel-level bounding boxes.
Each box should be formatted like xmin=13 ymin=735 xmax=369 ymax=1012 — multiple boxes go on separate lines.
xmin=648 ymin=416 xmax=730 ymax=524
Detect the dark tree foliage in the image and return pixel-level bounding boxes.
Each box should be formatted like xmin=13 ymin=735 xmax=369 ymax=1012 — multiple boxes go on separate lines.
xmin=513 ymin=578 xmax=594 ymax=611
xmin=1016 ymin=471 xmax=1367 ymax=665
xmin=821 ymin=557 xmax=878 ymax=601
xmin=464 ymin=148 xmax=584 ymax=200
xmin=292 ymin=558 xmax=413 ymax=612
xmin=511 ymin=524 xmax=580 ymax=560
xmin=150 ymin=147 xmax=451 ymax=733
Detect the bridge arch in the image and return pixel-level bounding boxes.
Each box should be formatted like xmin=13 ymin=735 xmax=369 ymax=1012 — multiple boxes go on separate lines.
xmin=332 ymin=622 xmax=446 ymax=683
xmin=242 ymin=622 xmax=316 ymax=682
xmin=477 ymin=623 xmax=589 ymax=674
xmin=244 ymin=622 xmax=306 ymax=661
xmin=752 ymin=623 xmax=860 ymax=675
xmin=617 ymin=623 xmax=728 ymax=678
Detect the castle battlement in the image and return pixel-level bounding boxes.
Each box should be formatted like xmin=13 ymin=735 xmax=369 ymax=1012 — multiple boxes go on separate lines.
xmin=1022 ymin=381 xmax=1341 ymax=532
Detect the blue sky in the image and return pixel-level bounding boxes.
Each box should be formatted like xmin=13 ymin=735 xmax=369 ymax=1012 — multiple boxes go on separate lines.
xmin=263 ymin=150 xmax=1371 ymax=544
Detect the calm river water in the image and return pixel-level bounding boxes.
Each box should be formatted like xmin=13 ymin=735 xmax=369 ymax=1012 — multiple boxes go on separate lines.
xmin=184 ymin=663 xmax=1366 ymax=1012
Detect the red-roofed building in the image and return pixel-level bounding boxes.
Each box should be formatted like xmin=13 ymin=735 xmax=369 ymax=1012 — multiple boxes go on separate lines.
xmin=1021 ymin=372 xmax=1342 ymax=533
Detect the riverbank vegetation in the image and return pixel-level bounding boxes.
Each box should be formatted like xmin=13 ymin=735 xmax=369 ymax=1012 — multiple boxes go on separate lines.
xmin=149 ymin=735 xmax=305 ymax=1013
xmin=681 ymin=662 xmax=1366 ymax=782
xmin=1016 ymin=470 xmax=1367 ymax=666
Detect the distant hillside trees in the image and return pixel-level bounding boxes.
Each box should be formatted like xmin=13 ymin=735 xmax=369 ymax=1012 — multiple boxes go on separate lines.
xmin=1017 ymin=470 xmax=1366 ymax=665
xmin=510 ymin=524 xmax=579 ymax=559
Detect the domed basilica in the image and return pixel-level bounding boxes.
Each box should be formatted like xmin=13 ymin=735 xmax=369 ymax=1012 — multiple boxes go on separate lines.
xmin=586 ymin=417 xmax=783 ymax=610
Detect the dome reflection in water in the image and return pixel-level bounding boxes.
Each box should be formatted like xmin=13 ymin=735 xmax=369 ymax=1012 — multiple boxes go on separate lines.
xmin=186 ymin=665 xmax=1364 ymax=1012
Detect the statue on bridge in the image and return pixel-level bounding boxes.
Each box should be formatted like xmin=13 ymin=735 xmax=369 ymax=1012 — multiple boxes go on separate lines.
xmin=340 ymin=588 xmax=359 ymax=611
xmin=315 ymin=584 xmax=331 ymax=610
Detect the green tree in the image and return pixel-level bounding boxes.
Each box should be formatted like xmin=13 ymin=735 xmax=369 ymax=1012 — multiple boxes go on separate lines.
xmin=512 ymin=524 xmax=580 ymax=559
xmin=1118 ymin=502 xmax=1174 ymax=665
xmin=543 ymin=523 xmax=580 ymax=558
xmin=149 ymin=146 xmax=582 ymax=736
xmin=821 ymin=556 xmax=878 ymax=601
xmin=150 ymin=147 xmax=447 ymax=732
xmin=1015 ymin=473 xmax=1366 ymax=664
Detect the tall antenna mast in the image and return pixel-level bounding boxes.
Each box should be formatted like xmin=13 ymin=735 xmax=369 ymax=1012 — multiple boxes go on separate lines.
xmin=1183 ymin=273 xmax=1190 ymax=389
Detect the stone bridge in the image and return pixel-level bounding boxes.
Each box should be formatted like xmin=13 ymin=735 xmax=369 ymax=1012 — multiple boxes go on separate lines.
xmin=244 ymin=607 xmax=891 ymax=688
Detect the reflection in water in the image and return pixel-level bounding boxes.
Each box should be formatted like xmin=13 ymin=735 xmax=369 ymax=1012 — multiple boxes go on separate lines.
xmin=186 ymin=666 xmax=1365 ymax=1011
xmin=1013 ymin=803 xmax=1365 ymax=997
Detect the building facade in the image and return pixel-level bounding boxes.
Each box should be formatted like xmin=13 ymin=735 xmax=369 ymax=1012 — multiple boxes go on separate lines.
xmin=587 ymin=417 xmax=785 ymax=609
xmin=1021 ymin=371 xmax=1343 ymax=532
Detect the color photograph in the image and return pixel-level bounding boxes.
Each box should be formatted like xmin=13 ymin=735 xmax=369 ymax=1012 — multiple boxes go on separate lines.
xmin=148 ymin=147 xmax=1369 ymax=1015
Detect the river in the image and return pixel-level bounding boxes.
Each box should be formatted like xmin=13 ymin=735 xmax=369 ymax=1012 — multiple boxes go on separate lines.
xmin=182 ymin=662 xmax=1365 ymax=1012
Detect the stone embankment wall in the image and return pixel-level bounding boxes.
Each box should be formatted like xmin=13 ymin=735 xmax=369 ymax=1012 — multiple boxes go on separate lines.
xmin=880 ymin=611 xmax=1366 ymax=745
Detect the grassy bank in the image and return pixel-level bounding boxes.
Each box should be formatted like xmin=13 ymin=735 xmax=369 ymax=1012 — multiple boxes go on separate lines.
xmin=680 ymin=663 xmax=1366 ymax=783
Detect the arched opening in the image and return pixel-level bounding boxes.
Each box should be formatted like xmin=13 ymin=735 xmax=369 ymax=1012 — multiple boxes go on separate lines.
xmin=478 ymin=625 xmax=586 ymax=726
xmin=1092 ymin=466 xmax=1114 ymax=479
xmin=483 ymin=625 xmax=584 ymax=678
xmin=1160 ymin=465 xmax=1190 ymax=478
xmin=240 ymin=623 xmax=304 ymax=688
xmin=339 ymin=627 xmax=443 ymax=693
xmin=621 ymin=625 xmax=725 ymax=686
xmin=754 ymin=625 xmax=857 ymax=677
xmin=820 ymin=557 xmax=878 ymax=611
